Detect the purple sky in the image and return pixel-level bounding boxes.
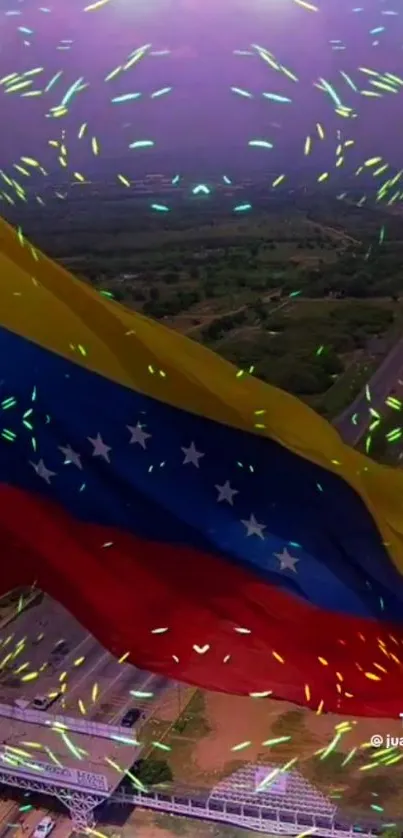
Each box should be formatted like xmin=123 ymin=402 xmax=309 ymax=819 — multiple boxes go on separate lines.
xmin=1 ymin=0 xmax=403 ymax=176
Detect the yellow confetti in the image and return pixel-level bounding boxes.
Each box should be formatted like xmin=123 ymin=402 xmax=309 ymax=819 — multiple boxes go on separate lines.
xmin=84 ymin=0 xmax=111 ymax=10
xmin=272 ymin=651 xmax=285 ymax=664
xmin=249 ymin=690 xmax=273 ymax=698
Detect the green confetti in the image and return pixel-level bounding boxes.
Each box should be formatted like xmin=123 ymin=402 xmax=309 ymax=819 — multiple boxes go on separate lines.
xmin=231 ymin=741 xmax=252 ymax=752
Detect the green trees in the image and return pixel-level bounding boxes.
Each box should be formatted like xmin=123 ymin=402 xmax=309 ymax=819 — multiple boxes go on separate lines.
xmin=380 ymin=826 xmax=402 ymax=838
xmin=202 ymin=310 xmax=247 ymax=342
xmin=135 ymin=758 xmax=173 ymax=787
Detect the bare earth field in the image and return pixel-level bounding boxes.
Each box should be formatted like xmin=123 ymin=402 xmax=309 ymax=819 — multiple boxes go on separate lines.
xmin=138 ymin=687 xmax=403 ymax=822
xmin=113 ymin=807 xmax=261 ymax=838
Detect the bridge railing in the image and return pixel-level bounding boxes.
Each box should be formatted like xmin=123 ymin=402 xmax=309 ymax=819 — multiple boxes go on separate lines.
xmin=110 ymin=788 xmax=378 ymax=838
xmin=0 ymin=702 xmax=137 ymax=741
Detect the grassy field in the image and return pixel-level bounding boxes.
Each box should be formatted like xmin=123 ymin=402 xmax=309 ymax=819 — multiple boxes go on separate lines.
xmin=46 ymin=204 xmax=403 ymax=424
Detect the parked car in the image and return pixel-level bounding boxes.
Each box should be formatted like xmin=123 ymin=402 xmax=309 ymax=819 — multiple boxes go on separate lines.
xmin=121 ymin=708 xmax=141 ymax=727
xmin=32 ymin=693 xmax=61 ymax=711
xmin=51 ymin=640 xmax=69 ymax=658
xmin=33 ymin=817 xmax=55 ymax=838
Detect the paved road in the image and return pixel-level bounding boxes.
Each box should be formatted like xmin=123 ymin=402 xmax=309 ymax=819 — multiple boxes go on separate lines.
xmin=0 ymin=802 xmax=71 ymax=838
xmin=0 ymin=713 xmax=139 ymax=787
xmin=88 ymin=669 xmax=166 ymax=726
xmin=0 ymin=800 xmax=22 ymax=837
xmin=0 ymin=595 xmax=168 ymax=725
xmin=0 ymin=596 xmax=95 ymax=706
xmin=334 ymin=335 xmax=403 ymax=446
xmin=0 ymin=801 xmax=63 ymax=838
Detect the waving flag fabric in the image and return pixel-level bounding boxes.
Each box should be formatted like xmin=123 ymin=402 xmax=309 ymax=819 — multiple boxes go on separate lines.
xmin=2 ymin=217 xmax=403 ymax=717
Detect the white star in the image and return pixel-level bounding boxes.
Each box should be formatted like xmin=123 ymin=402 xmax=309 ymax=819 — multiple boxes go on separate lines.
xmin=87 ymin=433 xmax=111 ymax=462
xmin=127 ymin=423 xmax=151 ymax=449
xmin=58 ymin=445 xmax=82 ymax=470
xmin=215 ymin=480 xmax=238 ymax=505
xmin=181 ymin=441 xmax=204 ymax=468
xmin=241 ymin=513 xmax=266 ymax=539
xmin=30 ymin=459 xmax=56 ymax=485
xmin=275 ymin=547 xmax=299 ymax=573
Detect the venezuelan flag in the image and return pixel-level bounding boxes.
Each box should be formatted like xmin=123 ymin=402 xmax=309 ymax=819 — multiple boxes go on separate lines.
xmin=1 ymin=216 xmax=403 ymax=717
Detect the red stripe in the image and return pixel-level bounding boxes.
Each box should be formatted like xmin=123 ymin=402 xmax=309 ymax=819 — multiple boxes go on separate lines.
xmin=0 ymin=484 xmax=402 ymax=717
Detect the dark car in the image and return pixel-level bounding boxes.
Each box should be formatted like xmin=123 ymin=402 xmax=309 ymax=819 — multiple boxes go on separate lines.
xmin=52 ymin=640 xmax=69 ymax=656
xmin=121 ymin=708 xmax=141 ymax=727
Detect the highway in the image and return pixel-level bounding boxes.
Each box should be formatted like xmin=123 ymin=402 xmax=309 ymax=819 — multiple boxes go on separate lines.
xmin=0 ymin=800 xmax=71 ymax=838
xmin=0 ymin=595 xmax=167 ymax=728
xmin=334 ymin=334 xmax=403 ymax=446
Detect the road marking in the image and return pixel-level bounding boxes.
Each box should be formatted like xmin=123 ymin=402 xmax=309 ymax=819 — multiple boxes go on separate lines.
xmin=108 ymin=673 xmax=160 ymax=725
xmin=60 ymin=650 xmax=111 ymax=710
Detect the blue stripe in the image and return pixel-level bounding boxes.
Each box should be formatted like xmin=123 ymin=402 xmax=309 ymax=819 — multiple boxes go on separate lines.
xmin=1 ymin=325 xmax=403 ymax=621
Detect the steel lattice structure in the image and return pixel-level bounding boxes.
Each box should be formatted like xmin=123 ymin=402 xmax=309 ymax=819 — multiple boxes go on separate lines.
xmin=0 ymin=767 xmax=106 ymax=830
xmin=110 ymin=787 xmax=380 ymax=838
xmin=0 ymin=763 xmax=384 ymax=837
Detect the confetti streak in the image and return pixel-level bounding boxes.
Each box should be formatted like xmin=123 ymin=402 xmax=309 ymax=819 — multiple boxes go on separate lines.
xmin=130 ymin=690 xmax=153 ymax=698
xmin=60 ymin=732 xmax=83 ymax=760
xmin=248 ymin=140 xmax=274 ymax=149
xmin=320 ymin=731 xmax=343 ymax=759
xmin=231 ymin=741 xmax=252 ymax=752
xmin=256 ymin=767 xmax=281 ymax=792
xmin=249 ymin=690 xmax=273 ymax=698
xmin=83 ymin=0 xmax=111 ymax=10
xmin=112 ymin=93 xmax=142 ymax=103
xmin=129 ymin=140 xmax=155 ymax=149
xmin=262 ymin=736 xmax=292 ymax=746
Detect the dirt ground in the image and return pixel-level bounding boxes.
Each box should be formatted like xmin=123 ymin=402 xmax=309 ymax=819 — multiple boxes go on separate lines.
xmin=113 ymin=807 xmax=265 ymax=838
xmin=144 ymin=687 xmax=403 ymax=822
xmin=196 ymin=693 xmax=403 ymax=771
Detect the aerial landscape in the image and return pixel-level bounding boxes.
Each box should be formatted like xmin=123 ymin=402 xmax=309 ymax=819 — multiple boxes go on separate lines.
xmin=10 ymin=178 xmax=403 ymax=462
xmin=3 ymin=0 xmax=403 ymax=837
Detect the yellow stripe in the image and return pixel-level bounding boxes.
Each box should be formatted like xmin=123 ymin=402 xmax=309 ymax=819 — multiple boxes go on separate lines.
xmin=2 ymin=216 xmax=403 ymax=575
